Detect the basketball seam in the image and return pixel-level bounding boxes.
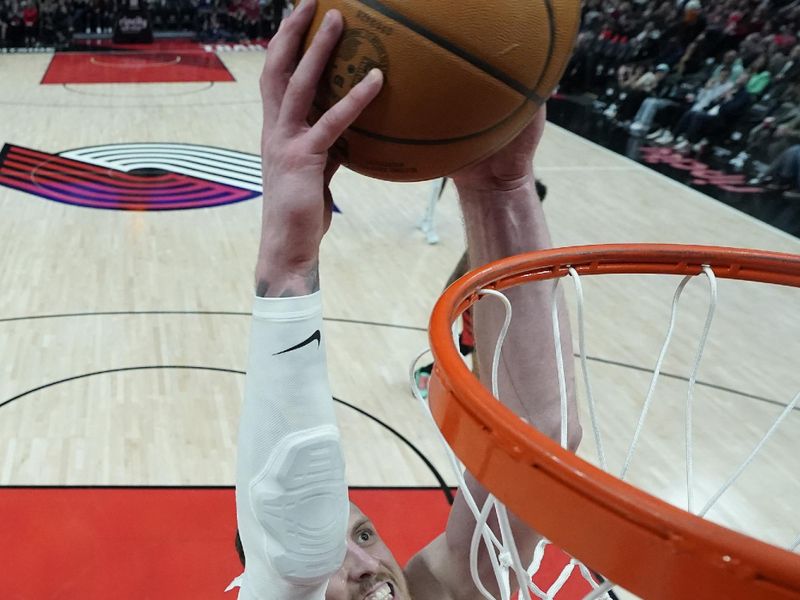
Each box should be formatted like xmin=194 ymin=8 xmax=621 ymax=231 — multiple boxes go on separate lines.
xmin=314 ymin=100 xmax=534 ymax=145
xmin=354 ymin=0 xmax=545 ymax=103
xmin=532 ymin=0 xmax=557 ymax=94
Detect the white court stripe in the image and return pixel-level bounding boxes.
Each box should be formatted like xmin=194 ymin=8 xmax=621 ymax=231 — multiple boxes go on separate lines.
xmin=78 ymin=152 xmax=262 ymax=180
xmin=61 ymin=147 xmax=260 ymax=170
xmin=62 ymin=143 xmax=260 ymax=163
xmin=86 ymin=161 xmax=261 ymax=191
xmin=68 ymin=149 xmax=261 ymax=171
xmin=59 ymin=157 xmax=262 ymax=191
xmin=59 ymin=144 xmax=263 ymax=191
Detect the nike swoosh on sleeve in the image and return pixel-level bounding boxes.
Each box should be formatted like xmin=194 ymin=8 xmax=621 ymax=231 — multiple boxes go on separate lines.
xmin=273 ymin=330 xmax=321 ymax=355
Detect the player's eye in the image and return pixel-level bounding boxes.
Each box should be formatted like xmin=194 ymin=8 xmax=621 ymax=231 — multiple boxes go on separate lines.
xmin=357 ymin=528 xmax=374 ymax=544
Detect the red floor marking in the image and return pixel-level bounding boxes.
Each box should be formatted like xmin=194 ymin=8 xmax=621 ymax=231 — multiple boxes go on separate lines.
xmin=0 ymin=487 xmax=591 ymax=598
xmin=42 ymin=51 xmax=235 ymax=84
xmin=0 ymin=487 xmax=240 ymax=599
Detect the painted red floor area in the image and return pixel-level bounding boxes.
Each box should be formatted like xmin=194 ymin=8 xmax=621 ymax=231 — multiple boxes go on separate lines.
xmin=0 ymin=487 xmax=594 ymax=599
xmin=42 ymin=51 xmax=235 ymax=84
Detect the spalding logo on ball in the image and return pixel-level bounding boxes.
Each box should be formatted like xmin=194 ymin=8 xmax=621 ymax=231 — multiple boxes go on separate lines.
xmin=304 ymin=0 xmax=581 ymax=182
xmin=323 ymin=27 xmax=390 ymax=104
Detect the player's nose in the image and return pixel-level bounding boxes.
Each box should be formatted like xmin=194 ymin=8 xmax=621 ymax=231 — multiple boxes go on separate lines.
xmin=345 ymin=541 xmax=380 ymax=581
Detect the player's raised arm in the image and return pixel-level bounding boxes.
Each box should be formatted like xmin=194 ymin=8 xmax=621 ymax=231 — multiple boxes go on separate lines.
xmin=406 ymin=108 xmax=583 ymax=600
xmin=231 ymin=1 xmax=383 ymax=598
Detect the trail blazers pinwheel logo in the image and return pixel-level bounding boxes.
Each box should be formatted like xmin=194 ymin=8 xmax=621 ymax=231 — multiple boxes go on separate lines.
xmin=0 ymin=142 xmax=263 ymax=210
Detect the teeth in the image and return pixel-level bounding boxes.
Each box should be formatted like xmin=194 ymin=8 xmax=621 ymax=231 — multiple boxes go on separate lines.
xmin=365 ymin=582 xmax=392 ymax=600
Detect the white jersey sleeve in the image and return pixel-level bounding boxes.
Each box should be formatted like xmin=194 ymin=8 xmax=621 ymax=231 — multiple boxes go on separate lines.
xmin=231 ymin=291 xmax=348 ymax=600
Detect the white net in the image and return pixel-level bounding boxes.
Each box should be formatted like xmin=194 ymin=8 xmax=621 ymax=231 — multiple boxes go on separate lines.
xmin=412 ymin=264 xmax=800 ymax=600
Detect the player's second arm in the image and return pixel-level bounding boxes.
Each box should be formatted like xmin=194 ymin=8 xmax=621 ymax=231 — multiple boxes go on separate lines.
xmin=458 ymin=178 xmax=548 ymax=248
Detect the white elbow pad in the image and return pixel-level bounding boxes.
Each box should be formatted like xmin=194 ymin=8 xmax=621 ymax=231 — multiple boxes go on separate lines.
xmin=234 ymin=292 xmax=348 ymax=600
xmin=251 ymin=425 xmax=347 ymax=583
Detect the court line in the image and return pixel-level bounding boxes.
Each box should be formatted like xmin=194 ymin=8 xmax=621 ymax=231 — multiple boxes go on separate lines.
xmin=62 ymin=81 xmax=215 ymax=98
xmin=549 ymin=123 xmax=800 ymax=245
xmin=0 ymin=484 xmax=454 ymax=491
xmin=0 ymin=484 xmax=455 ymax=507
xmin=0 ymin=99 xmax=260 ymax=109
xmin=89 ymin=56 xmax=182 ymax=68
xmin=0 ymin=310 xmax=793 ymax=410
xmin=0 ymin=310 xmax=428 ymax=332
xmin=335 ymin=396 xmax=454 ymax=503
xmin=0 ymin=365 xmax=241 ymax=410
xmin=0 ymin=366 xmax=454 ymax=499
xmin=584 ymin=355 xmax=795 ymax=411
xmin=0 ymin=484 xmax=237 ymax=489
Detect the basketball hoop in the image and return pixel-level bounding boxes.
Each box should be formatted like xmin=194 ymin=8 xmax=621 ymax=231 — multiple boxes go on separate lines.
xmin=425 ymin=244 xmax=800 ymax=600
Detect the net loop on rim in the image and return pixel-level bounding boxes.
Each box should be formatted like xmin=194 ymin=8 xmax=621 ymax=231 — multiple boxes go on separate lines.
xmin=424 ymin=244 xmax=800 ymax=600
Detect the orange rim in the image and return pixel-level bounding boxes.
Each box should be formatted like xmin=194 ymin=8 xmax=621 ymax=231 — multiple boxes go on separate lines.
xmin=428 ymin=244 xmax=800 ymax=600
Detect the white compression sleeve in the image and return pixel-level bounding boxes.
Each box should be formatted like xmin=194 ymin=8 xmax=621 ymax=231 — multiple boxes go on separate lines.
xmin=234 ymin=292 xmax=347 ymax=600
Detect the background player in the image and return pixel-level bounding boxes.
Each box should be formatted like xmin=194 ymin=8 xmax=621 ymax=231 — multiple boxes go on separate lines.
xmin=231 ymin=1 xmax=582 ymax=598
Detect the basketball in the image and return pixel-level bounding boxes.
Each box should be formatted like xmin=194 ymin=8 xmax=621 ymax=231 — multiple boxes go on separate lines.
xmin=302 ymin=0 xmax=582 ymax=182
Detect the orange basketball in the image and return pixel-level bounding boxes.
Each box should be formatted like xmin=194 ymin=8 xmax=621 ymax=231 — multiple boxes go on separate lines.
xmin=302 ymin=0 xmax=581 ymax=182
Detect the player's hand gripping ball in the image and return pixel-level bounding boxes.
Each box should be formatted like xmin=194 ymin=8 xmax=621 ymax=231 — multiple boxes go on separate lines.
xmin=301 ymin=0 xmax=581 ymax=182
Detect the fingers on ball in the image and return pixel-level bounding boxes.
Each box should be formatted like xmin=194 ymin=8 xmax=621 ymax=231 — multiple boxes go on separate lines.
xmin=308 ymin=69 xmax=384 ymax=151
xmin=281 ymin=10 xmax=344 ymax=124
xmin=262 ymin=0 xmax=318 ymax=83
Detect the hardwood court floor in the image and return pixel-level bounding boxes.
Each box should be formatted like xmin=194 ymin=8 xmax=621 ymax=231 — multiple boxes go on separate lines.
xmin=1 ymin=50 xmax=799 ymax=597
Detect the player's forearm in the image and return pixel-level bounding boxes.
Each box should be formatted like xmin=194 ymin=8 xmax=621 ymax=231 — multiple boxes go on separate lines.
xmin=444 ymin=177 xmax=581 ymax=598
xmin=456 ymin=176 xmax=550 ymax=262
xmin=455 ymin=177 xmax=580 ymax=448
xmin=235 ymin=292 xmax=347 ymax=600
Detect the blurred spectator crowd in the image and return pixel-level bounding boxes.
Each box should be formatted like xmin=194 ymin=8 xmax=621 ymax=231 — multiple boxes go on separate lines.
xmin=561 ymin=0 xmax=800 ymax=198
xmin=0 ymin=0 xmax=287 ymax=47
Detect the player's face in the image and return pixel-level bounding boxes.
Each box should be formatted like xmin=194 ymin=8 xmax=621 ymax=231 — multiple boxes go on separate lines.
xmin=325 ymin=504 xmax=411 ymax=600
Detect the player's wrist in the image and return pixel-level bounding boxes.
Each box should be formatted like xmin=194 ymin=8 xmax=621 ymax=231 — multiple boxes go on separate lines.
xmin=255 ymin=233 xmax=321 ymax=297
xmin=454 ymin=172 xmax=537 ymax=203
xmin=260 ymin=203 xmax=325 ymax=255
xmin=254 ymin=259 xmax=321 ymax=298
xmin=451 ymin=162 xmax=536 ymax=193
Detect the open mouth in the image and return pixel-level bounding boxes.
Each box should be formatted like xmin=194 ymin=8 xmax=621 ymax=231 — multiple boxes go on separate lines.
xmin=364 ymin=581 xmax=394 ymax=600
